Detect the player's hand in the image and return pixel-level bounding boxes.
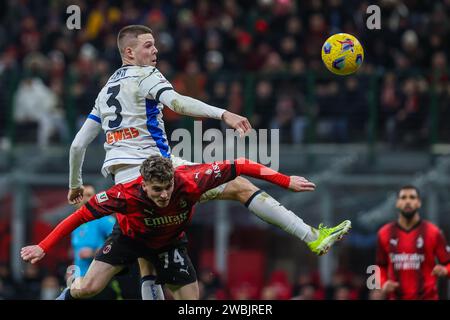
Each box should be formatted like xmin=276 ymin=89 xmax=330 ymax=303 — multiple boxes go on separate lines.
xmin=78 ymin=248 xmax=95 ymax=259
xmin=68 ymin=186 xmax=84 ymax=205
xmin=222 ymin=111 xmax=252 ymax=137
xmin=288 ymin=176 xmax=316 ymax=192
xmin=382 ymin=280 xmax=399 ymax=294
xmin=431 ymin=265 xmax=448 ymax=277
xmin=21 ymin=245 xmax=45 ymax=264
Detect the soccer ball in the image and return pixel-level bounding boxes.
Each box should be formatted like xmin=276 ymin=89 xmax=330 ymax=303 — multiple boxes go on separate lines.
xmin=321 ymin=33 xmax=364 ymax=75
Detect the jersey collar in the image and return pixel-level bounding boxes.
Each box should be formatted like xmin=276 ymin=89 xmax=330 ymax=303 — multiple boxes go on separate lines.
xmin=396 ymin=218 xmax=422 ymax=233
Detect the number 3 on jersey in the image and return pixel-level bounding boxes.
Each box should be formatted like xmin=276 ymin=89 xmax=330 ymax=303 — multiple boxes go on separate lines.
xmin=107 ymin=84 xmax=123 ymax=128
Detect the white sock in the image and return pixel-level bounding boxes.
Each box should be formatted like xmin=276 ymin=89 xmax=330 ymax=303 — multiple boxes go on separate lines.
xmin=246 ymin=190 xmax=318 ymax=242
xmin=141 ymin=275 xmax=165 ymax=300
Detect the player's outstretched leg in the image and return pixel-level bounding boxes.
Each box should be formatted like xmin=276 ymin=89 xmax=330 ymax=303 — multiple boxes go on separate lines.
xmin=216 ymin=177 xmax=351 ymax=255
xmin=56 ymin=260 xmax=123 ymax=300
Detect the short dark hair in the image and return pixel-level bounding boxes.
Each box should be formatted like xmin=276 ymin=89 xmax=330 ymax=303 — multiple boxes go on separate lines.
xmin=397 ymin=185 xmax=421 ymax=198
xmin=117 ymin=25 xmax=153 ymax=56
xmin=140 ymin=155 xmax=174 ymax=183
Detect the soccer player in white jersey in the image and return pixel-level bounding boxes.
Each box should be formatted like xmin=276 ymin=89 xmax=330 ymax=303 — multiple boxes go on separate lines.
xmin=67 ymin=25 xmax=351 ymax=300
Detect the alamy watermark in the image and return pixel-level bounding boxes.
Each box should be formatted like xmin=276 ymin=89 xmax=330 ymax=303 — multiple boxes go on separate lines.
xmin=366 ymin=265 xmax=382 ymax=290
xmin=170 ymin=121 xmax=280 ymax=172
xmin=66 ymin=5 xmax=81 ymax=30
xmin=366 ymin=5 xmax=381 ymax=30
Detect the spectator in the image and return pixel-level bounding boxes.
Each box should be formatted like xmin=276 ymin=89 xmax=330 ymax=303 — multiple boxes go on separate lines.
xmin=270 ymin=95 xmax=307 ymax=144
xmin=261 ymin=270 xmax=292 ymax=300
xmin=252 ymin=79 xmax=275 ymax=129
xmin=0 ymin=264 xmax=16 ymax=299
xmin=386 ymin=78 xmax=428 ymax=147
xmin=198 ymin=268 xmax=225 ymax=300
xmin=12 ymin=74 xmax=66 ymax=147
xmin=40 ymin=275 xmax=60 ymax=300
xmin=20 ymin=263 xmax=42 ymax=299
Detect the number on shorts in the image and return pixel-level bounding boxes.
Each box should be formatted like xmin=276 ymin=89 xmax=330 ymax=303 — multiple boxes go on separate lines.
xmin=158 ymin=249 xmax=185 ymax=269
xmin=159 ymin=252 xmax=169 ymax=269
xmin=173 ymin=248 xmax=185 ymax=266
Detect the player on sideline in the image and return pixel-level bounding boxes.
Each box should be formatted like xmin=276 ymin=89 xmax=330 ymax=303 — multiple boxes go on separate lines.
xmin=71 ymin=184 xmax=115 ymax=278
xmin=70 ymin=185 xmax=123 ymax=299
xmin=22 ymin=156 xmax=351 ymax=300
xmin=67 ymin=25 xmax=351 ymax=299
xmin=376 ymin=185 xmax=450 ymax=299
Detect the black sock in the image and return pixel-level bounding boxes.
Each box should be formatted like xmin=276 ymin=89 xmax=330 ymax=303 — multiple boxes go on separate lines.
xmin=141 ymin=275 xmax=157 ymax=284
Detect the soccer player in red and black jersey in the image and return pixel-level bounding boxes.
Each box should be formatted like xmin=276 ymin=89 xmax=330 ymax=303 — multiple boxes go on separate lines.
xmin=21 ymin=156 xmax=351 ymax=300
xmin=376 ymin=185 xmax=450 ymax=300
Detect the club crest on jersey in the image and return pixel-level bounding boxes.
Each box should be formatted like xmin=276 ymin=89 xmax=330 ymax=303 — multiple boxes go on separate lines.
xmin=205 ymin=169 xmax=213 ymax=175
xmin=416 ymin=236 xmax=424 ymax=249
xmin=103 ymin=244 xmax=112 ymax=254
xmin=96 ymin=192 xmax=109 ymax=203
xmin=211 ymin=162 xmax=222 ymax=178
xmin=179 ymin=199 xmax=187 ymax=208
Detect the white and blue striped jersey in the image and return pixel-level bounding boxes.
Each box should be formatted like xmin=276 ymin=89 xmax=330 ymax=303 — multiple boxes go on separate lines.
xmin=88 ymin=65 xmax=173 ymax=176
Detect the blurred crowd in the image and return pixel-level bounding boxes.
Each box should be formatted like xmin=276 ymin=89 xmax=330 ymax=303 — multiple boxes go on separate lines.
xmin=0 ymin=0 xmax=449 ymax=148
xmin=0 ymin=261 xmax=384 ymax=300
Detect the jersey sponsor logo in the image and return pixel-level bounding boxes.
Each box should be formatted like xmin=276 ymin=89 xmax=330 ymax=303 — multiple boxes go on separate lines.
xmin=416 ymin=236 xmax=424 ymax=249
xmin=144 ymin=211 xmax=189 ymax=227
xmin=389 ymin=253 xmax=425 ymax=270
xmin=96 ymin=191 xmax=109 ymax=203
xmin=194 ymin=172 xmax=200 ymax=180
xmin=106 ymin=127 xmax=140 ymax=144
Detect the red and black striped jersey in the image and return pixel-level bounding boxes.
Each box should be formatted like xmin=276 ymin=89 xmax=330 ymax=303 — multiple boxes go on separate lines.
xmin=376 ymin=219 xmax=450 ymax=300
xmin=38 ymin=158 xmax=291 ymax=253
xmin=85 ymin=162 xmax=236 ymax=249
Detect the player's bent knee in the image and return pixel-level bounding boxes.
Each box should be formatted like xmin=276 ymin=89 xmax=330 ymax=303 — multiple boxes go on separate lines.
xmin=226 ymin=177 xmax=259 ymax=202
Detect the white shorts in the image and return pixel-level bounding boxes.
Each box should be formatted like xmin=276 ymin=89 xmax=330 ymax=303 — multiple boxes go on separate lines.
xmin=111 ymin=155 xmax=228 ymax=203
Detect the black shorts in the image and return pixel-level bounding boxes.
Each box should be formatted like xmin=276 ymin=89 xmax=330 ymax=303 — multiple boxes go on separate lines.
xmin=95 ymin=228 xmax=197 ymax=286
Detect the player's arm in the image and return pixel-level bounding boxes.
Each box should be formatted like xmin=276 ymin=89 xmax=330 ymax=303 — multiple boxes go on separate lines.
xmin=21 ymin=187 xmax=125 ymax=263
xmin=233 ymin=158 xmax=315 ymax=192
xmin=21 ymin=206 xmax=97 ymax=264
xmin=68 ymin=115 xmax=102 ymax=204
xmin=431 ymin=229 xmax=450 ymax=278
xmin=375 ymin=231 xmax=398 ymax=296
xmin=139 ymin=67 xmax=251 ymax=136
xmin=192 ymin=158 xmax=315 ymax=195
xmin=159 ymin=90 xmax=251 ymax=136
